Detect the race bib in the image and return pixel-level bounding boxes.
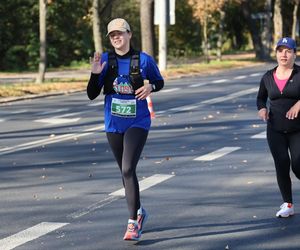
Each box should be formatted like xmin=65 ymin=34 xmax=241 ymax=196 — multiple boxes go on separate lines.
xmin=111 ymin=98 xmax=136 ymax=118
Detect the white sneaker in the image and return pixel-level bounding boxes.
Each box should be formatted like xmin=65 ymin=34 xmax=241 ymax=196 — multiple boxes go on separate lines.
xmin=276 ymin=202 xmax=294 ymax=218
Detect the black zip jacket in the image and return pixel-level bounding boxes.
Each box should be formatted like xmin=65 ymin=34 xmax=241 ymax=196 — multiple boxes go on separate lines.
xmin=257 ymin=64 xmax=300 ymax=132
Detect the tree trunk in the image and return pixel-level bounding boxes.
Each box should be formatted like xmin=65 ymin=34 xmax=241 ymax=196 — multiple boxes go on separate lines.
xmin=203 ymin=0 xmax=210 ymax=63
xmin=216 ymin=9 xmax=225 ymax=61
xmin=241 ymin=0 xmax=269 ymax=60
xmin=261 ymin=0 xmax=272 ymax=59
xmin=36 ymin=0 xmax=47 ymax=84
xmin=292 ymin=0 xmax=299 ymax=40
xmin=140 ymin=0 xmax=154 ymax=57
xmin=273 ymin=0 xmax=282 ymax=47
xmin=92 ymin=0 xmax=103 ymax=53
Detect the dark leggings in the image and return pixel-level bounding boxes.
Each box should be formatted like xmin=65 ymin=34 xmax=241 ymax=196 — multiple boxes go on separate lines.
xmin=267 ymin=126 xmax=300 ymax=203
xmin=106 ymin=127 xmax=148 ymax=220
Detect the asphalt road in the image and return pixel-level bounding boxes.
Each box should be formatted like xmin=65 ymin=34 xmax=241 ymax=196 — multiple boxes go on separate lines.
xmin=1 ymin=63 xmax=300 ymax=250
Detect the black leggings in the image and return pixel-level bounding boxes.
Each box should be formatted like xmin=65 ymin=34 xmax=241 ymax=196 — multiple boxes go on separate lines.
xmin=267 ymin=126 xmax=300 ymax=203
xmin=106 ymin=127 xmax=148 ymax=220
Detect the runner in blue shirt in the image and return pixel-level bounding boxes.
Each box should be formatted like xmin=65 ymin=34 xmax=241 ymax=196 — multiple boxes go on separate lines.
xmin=87 ymin=18 xmax=164 ymax=241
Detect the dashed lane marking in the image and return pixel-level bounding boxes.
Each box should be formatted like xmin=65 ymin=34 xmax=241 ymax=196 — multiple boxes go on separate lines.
xmin=234 ymin=75 xmax=247 ymax=79
xmin=0 ymin=125 xmax=104 ymax=156
xmin=193 ymin=147 xmax=241 ymax=161
xmin=68 ymin=174 xmax=174 ymax=219
xmin=0 ymin=110 xmax=29 ymax=115
xmin=35 ymin=112 xmax=84 ymax=125
xmin=88 ymin=101 xmax=104 ymax=106
xmin=35 ymin=117 xmax=81 ymax=125
xmin=201 ymin=87 xmax=258 ymax=105
xmin=160 ymin=88 xmax=180 ymax=93
xmin=250 ymin=73 xmax=262 ymax=77
xmin=251 ymin=131 xmax=266 ymax=139
xmin=212 ymin=79 xmax=228 ymax=83
xmin=38 ymin=108 xmax=70 ymax=115
xmin=189 ymin=82 xmax=209 ymax=88
xmin=170 ymin=105 xmax=199 ymax=112
xmin=158 ymin=87 xmax=259 ymax=114
xmin=0 ymin=222 xmax=69 ymax=250
xmin=109 ymin=174 xmax=174 ymax=197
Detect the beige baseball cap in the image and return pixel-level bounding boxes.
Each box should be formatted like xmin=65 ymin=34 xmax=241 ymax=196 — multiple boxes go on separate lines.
xmin=106 ymin=18 xmax=131 ymax=36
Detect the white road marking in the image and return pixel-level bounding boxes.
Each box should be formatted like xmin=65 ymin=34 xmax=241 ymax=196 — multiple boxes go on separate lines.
xmin=0 ymin=119 xmax=5 ymax=122
xmin=212 ymin=79 xmax=228 ymax=83
xmin=189 ymin=79 xmax=227 ymax=88
xmin=250 ymin=73 xmax=261 ymax=77
xmin=194 ymin=147 xmax=241 ymax=161
xmin=189 ymin=82 xmax=209 ymax=88
xmin=68 ymin=174 xmax=174 ymax=219
xmin=109 ymin=174 xmax=174 ymax=197
xmin=0 ymin=125 xmax=104 ymax=156
xmin=201 ymin=87 xmax=258 ymax=104
xmin=50 ymin=112 xmax=83 ymax=118
xmin=251 ymin=131 xmax=266 ymax=139
xmin=155 ymin=110 xmax=166 ymax=114
xmin=161 ymin=88 xmax=180 ymax=93
xmin=234 ymin=75 xmax=247 ymax=79
xmin=35 ymin=117 xmax=81 ymax=125
xmin=170 ymin=105 xmax=199 ymax=112
xmin=35 ymin=112 xmax=84 ymax=125
xmin=160 ymin=87 xmax=258 ymax=114
xmin=68 ymin=196 xmax=120 ymax=219
xmin=151 ymin=128 xmax=193 ymax=133
xmin=38 ymin=108 xmax=70 ymax=115
xmin=0 ymin=222 xmax=68 ymax=250
xmin=88 ymin=101 xmax=104 ymax=106
xmin=11 ymin=110 xmax=29 ymax=114
xmin=0 ymin=110 xmax=28 ymax=115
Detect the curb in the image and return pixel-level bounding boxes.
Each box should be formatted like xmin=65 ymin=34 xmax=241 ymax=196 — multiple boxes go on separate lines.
xmin=0 ymin=89 xmax=85 ymax=104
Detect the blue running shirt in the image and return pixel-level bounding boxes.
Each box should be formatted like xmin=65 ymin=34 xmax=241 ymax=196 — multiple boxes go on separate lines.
xmin=98 ymin=51 xmax=163 ymax=133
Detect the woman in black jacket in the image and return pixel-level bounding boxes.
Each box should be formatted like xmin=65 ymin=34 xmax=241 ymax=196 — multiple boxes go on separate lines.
xmin=257 ymin=37 xmax=300 ymax=218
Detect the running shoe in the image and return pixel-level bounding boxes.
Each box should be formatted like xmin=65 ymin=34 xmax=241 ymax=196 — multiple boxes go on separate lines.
xmin=276 ymin=202 xmax=294 ymax=218
xmin=123 ymin=222 xmax=140 ymax=241
xmin=137 ymin=207 xmax=148 ymax=234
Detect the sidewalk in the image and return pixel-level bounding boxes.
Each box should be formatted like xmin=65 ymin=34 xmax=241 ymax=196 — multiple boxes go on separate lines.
xmin=0 ymin=52 xmax=264 ymax=104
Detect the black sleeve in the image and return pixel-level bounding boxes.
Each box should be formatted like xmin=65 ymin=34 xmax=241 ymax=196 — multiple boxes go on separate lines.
xmin=87 ymin=73 xmax=102 ymax=100
xmin=256 ymin=77 xmax=268 ymax=110
xmin=151 ymin=79 xmax=164 ymax=92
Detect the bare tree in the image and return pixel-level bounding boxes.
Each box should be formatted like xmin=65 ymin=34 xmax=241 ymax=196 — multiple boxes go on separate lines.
xmin=273 ymin=0 xmax=282 ymax=47
xmin=92 ymin=0 xmax=103 ymax=53
xmin=292 ymin=0 xmax=299 ymax=40
xmin=140 ymin=0 xmax=154 ymax=57
xmin=36 ymin=0 xmax=47 ymax=83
